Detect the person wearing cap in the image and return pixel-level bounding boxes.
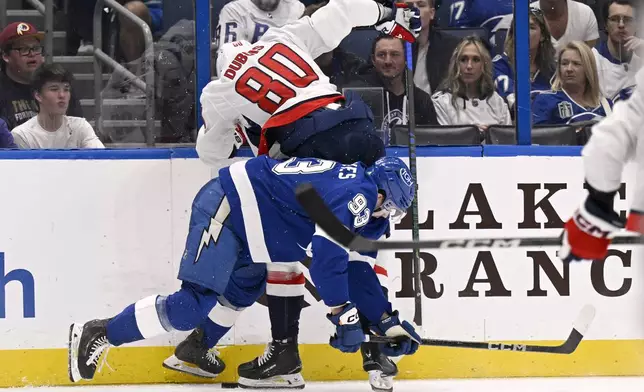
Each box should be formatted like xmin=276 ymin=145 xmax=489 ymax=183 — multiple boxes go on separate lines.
xmin=0 ymin=22 xmax=83 ymax=130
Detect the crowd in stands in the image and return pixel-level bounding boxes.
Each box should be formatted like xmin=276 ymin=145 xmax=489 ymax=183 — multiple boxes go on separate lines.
xmin=0 ymin=0 xmax=641 ymax=148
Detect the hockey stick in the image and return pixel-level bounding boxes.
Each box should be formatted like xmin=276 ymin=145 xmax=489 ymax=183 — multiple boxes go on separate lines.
xmin=365 ymin=304 xmax=595 ymax=354
xmin=295 ymin=183 xmax=642 ymax=251
xmin=403 ymin=40 xmax=422 ymax=327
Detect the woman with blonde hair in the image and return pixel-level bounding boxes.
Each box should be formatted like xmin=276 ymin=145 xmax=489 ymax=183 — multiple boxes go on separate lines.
xmin=494 ymin=8 xmax=556 ymax=109
xmin=431 ymin=35 xmax=511 ymax=129
xmin=532 ymin=41 xmax=613 ymax=125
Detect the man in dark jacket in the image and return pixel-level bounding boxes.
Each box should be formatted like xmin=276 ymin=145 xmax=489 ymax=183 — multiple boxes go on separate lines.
xmin=346 ymin=35 xmax=438 ymax=141
xmin=407 ymin=0 xmax=462 ymax=95
xmin=0 ymin=22 xmax=83 ymax=130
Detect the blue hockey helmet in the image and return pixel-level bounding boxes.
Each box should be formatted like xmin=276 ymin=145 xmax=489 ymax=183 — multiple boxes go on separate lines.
xmin=366 ymin=157 xmax=415 ymax=221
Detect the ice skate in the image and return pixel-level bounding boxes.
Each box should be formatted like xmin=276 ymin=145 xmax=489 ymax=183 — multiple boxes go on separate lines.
xmin=361 ymin=341 xmax=398 ymax=392
xmin=237 ymin=339 xmax=305 ymax=389
xmin=163 ymin=328 xmax=225 ymax=378
xmin=68 ymin=319 xmax=112 ymax=382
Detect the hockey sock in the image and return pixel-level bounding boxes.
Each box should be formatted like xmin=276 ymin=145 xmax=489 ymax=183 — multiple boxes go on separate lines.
xmin=267 ymin=295 xmax=303 ymax=342
xmin=106 ymin=295 xmax=172 ymax=346
xmin=200 ymin=301 xmax=244 ymax=348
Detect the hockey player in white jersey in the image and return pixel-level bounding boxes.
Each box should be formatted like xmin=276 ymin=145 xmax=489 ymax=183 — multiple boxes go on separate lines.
xmin=165 ymin=1 xmax=422 ymax=391
xmin=215 ymin=0 xmax=304 ymax=52
xmin=559 ymin=60 xmax=644 ymax=263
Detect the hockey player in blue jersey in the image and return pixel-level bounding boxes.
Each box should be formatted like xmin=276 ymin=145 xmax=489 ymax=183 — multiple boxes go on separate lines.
xmin=532 ymin=41 xmax=613 ymax=125
xmin=67 ymin=155 xmax=422 ymax=383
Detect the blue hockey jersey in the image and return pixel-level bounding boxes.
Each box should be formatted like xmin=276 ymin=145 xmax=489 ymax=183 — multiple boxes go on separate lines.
xmin=493 ymin=53 xmax=552 ymax=106
xmin=218 ymin=156 xmax=391 ymax=321
xmin=531 ymin=90 xmax=613 ymax=125
xmin=447 ymin=0 xmax=513 ymax=37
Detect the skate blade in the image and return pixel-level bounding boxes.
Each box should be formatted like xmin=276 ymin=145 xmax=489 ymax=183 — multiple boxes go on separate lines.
xmin=162 ymin=355 xmax=220 ymax=378
xmin=368 ymin=370 xmax=393 ymax=392
xmin=68 ymin=323 xmax=84 ymax=383
xmin=238 ymin=373 xmax=305 ymax=389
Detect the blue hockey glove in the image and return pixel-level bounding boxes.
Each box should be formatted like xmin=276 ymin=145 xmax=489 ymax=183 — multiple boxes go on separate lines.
xmin=375 ymin=3 xmax=422 ymax=43
xmin=327 ymin=303 xmax=365 ymax=353
xmin=371 ymin=311 xmax=421 ymax=357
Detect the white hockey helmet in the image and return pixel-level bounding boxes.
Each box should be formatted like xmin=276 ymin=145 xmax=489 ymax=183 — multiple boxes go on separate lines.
xmin=216 ymin=40 xmax=253 ymax=78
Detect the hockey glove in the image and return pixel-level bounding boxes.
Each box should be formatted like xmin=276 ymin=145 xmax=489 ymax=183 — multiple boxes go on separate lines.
xmin=327 ymin=303 xmax=365 ymax=353
xmin=375 ymin=3 xmax=422 ymax=43
xmin=371 ymin=311 xmax=421 ymax=357
xmin=559 ymin=194 xmax=624 ymax=263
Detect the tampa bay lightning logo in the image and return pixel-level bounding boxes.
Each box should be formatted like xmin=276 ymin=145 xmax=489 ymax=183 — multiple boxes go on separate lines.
xmin=400 ymin=168 xmax=413 ymax=187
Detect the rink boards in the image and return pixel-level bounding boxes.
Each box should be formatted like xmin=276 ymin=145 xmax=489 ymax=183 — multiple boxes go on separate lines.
xmin=2 ymin=146 xmax=644 ymax=387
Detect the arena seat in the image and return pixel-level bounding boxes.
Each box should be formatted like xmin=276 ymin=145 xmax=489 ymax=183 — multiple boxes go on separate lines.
xmin=391 ymin=125 xmax=482 ymax=146
xmin=486 ymin=125 xmax=579 ymax=145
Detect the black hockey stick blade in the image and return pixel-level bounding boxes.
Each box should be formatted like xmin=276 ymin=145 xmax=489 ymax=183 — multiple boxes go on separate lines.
xmin=295 ymin=183 xmax=641 ymax=251
xmin=366 ymin=304 xmax=595 ymax=354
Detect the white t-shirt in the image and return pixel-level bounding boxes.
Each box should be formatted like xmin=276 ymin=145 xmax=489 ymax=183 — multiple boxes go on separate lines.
xmin=12 ymin=116 xmax=105 ymax=149
xmin=431 ymin=90 xmax=512 ymax=126
xmin=531 ymin=0 xmax=599 ymax=51
xmin=414 ymin=45 xmax=432 ymax=96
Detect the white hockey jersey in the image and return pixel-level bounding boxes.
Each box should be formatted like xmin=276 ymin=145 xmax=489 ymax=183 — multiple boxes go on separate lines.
xmin=215 ymin=0 xmax=304 ymax=50
xmin=583 ymin=67 xmax=644 ymax=232
xmin=431 ymin=90 xmax=511 ymax=126
xmin=592 ymin=41 xmax=642 ymax=100
xmin=198 ymin=0 xmax=387 ymax=165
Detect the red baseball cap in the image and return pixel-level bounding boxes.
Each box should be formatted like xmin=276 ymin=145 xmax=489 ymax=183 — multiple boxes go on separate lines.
xmin=0 ymin=22 xmax=45 ymax=49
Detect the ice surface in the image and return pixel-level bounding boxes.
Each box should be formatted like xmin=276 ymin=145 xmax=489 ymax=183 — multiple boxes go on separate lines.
xmin=16 ymin=377 xmax=644 ymax=392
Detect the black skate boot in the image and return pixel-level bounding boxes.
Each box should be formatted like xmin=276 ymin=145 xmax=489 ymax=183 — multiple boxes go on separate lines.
xmin=162 ymin=328 xmax=226 ymax=378
xmin=68 ymin=319 xmax=112 ymax=382
xmin=237 ymin=338 xmax=305 ymax=389
xmin=361 ymin=341 xmax=398 ymax=392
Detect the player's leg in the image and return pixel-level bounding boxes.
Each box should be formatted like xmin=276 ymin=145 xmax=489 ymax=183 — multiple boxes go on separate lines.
xmin=164 ymin=257 xmax=267 ymax=378
xmin=271 ymin=91 xmax=386 ymax=166
xmin=359 ymin=257 xmax=399 ymax=392
xmin=68 ymin=178 xmax=241 ymax=382
xmin=237 ymin=262 xmax=305 ymax=389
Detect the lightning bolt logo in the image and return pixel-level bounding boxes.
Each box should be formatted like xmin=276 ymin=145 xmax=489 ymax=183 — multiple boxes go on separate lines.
xmin=193 ymin=198 xmax=231 ymax=264
xmin=195 ymin=217 xmax=222 ymax=264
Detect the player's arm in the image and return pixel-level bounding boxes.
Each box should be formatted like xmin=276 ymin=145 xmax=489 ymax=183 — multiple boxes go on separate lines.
xmin=195 ymin=79 xmax=246 ymax=165
xmin=261 ymin=0 xmax=419 ymax=60
xmin=559 ymin=76 xmax=644 ymax=262
xmin=311 ymin=190 xmax=420 ymax=356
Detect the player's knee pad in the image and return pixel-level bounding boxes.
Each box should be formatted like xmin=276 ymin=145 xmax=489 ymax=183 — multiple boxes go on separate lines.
xmin=207 ymin=297 xmax=245 ymax=328
xmin=266 ymin=263 xmax=305 ymax=297
xmin=132 ymin=295 xmax=174 ymax=339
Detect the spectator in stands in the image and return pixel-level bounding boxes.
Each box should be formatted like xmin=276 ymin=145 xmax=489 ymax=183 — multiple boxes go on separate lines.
xmin=303 ymin=1 xmax=367 ymax=91
xmin=215 ymin=0 xmax=304 ymax=51
xmin=593 ymin=0 xmax=642 ymax=101
xmin=67 ymin=0 xmax=163 ymax=60
xmin=0 ymin=22 xmax=83 ymax=131
xmin=0 ymin=118 xmax=17 ymax=149
xmin=494 ymin=8 xmax=556 ymax=110
xmin=407 ymin=0 xmax=462 ymax=96
xmin=11 ymin=64 xmax=103 ymax=149
xmin=431 ymin=36 xmax=511 ymax=129
xmin=531 ymin=0 xmax=600 ymax=50
xmin=532 ymin=41 xmax=613 ymax=125
xmin=446 ymin=0 xmax=513 ymax=49
xmin=348 ymin=35 xmax=438 ymax=138
xmin=118 ymin=0 xmax=164 ymax=65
